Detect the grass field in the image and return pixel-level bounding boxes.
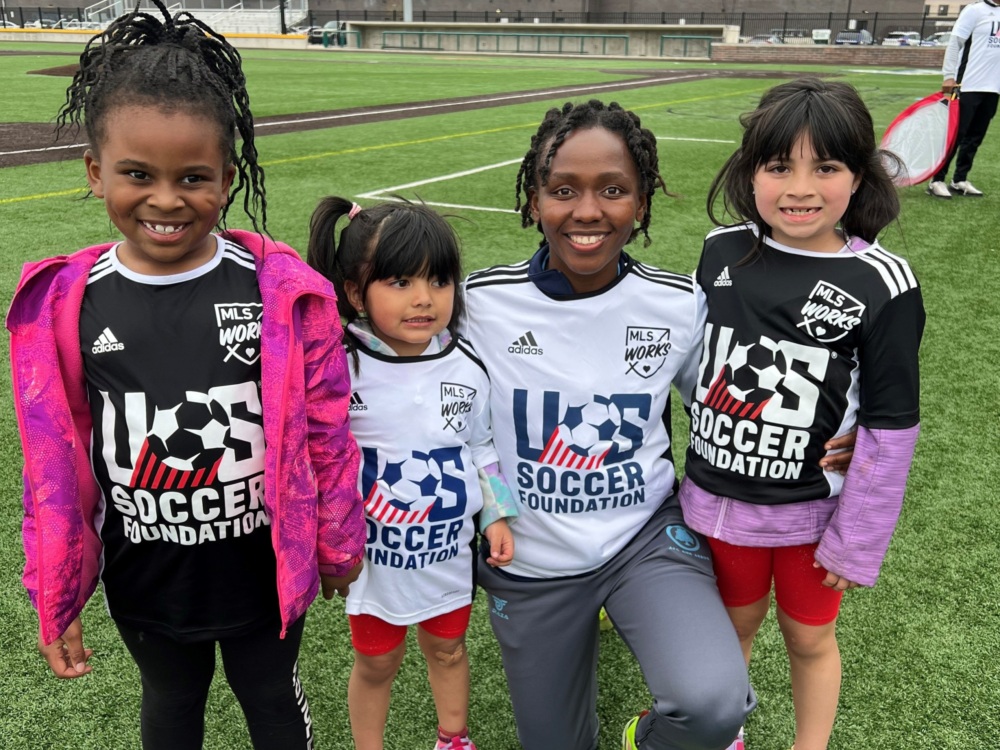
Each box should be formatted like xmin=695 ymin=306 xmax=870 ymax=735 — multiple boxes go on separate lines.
xmin=1 ymin=43 xmax=998 ymax=750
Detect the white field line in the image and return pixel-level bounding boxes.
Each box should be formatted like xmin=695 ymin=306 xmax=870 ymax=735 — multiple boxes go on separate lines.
xmin=356 ymin=158 xmax=521 ymax=199
xmin=657 ymin=136 xmax=736 ymax=143
xmin=257 ymin=73 xmax=708 ymax=129
xmin=356 ymin=136 xmax=732 ymax=213
xmin=2 ymin=142 xmax=88 ymax=156
xmin=2 ymin=73 xmax=712 ymax=158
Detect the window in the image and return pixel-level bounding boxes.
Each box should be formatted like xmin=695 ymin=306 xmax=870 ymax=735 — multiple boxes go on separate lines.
xmin=937 ymin=4 xmax=948 ymax=15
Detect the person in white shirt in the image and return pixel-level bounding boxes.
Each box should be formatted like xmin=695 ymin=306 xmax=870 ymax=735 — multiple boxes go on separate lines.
xmin=926 ymin=0 xmax=1000 ymax=198
xmin=307 ymin=196 xmax=517 ymax=750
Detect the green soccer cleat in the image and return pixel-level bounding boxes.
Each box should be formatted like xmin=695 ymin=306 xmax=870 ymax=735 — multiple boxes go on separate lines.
xmin=621 ymin=711 xmax=649 ymax=750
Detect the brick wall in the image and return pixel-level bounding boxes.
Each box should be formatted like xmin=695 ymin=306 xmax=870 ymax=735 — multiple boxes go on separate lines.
xmin=711 ymin=43 xmax=945 ymax=68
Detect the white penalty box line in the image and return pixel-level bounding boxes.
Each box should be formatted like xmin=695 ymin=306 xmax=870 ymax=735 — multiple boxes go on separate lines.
xmin=356 ymin=135 xmax=736 ymax=214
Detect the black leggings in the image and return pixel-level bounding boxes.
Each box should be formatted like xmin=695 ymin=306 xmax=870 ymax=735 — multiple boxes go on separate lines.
xmin=116 ymin=616 xmax=313 ymax=750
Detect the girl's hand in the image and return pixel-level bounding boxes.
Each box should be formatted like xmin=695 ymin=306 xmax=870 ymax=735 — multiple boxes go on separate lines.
xmin=820 ymin=429 xmax=857 ymax=474
xmin=321 ymin=561 xmax=364 ymax=599
xmin=39 ymin=616 xmax=93 ymax=679
xmin=484 ymin=519 xmax=515 ymax=567
xmin=814 ymin=563 xmax=861 ymax=591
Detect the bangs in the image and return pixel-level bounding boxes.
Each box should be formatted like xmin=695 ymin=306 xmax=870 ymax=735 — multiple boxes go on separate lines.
xmin=748 ymin=92 xmax=870 ymax=172
xmin=366 ymin=207 xmax=462 ymax=283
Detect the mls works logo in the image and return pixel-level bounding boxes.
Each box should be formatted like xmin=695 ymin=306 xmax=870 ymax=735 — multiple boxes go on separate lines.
xmin=625 ymin=327 xmax=670 ymax=378
xmin=215 ymin=303 xmax=263 ymax=365
xmin=797 ymin=281 xmax=865 ymax=343
xmin=440 ymin=382 xmax=476 ymax=432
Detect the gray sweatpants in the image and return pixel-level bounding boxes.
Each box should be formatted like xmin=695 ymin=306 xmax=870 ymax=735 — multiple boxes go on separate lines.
xmin=478 ymin=499 xmax=755 ymax=750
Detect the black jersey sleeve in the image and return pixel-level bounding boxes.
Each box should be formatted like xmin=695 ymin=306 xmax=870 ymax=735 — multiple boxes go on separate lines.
xmin=858 ymin=286 xmax=926 ymax=429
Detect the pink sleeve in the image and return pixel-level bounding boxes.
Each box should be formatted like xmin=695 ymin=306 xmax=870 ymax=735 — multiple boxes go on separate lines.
xmin=815 ymin=425 xmax=919 ymax=586
xmin=300 ymin=295 xmax=365 ymax=577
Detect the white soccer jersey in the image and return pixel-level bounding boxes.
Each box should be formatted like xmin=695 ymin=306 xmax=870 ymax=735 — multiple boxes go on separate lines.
xmin=944 ymin=1 xmax=1000 ymax=93
xmin=344 ymin=337 xmax=494 ymax=624
xmin=684 ymin=225 xmax=923 ymax=505
xmin=463 ymin=252 xmax=706 ymax=578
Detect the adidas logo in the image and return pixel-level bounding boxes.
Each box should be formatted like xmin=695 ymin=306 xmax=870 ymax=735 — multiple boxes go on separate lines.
xmin=508 ymin=331 xmax=543 ymax=356
xmin=92 ymin=327 xmax=125 ymax=354
xmin=714 ymin=266 xmax=733 ymax=287
xmin=349 ymin=391 xmax=367 ymax=412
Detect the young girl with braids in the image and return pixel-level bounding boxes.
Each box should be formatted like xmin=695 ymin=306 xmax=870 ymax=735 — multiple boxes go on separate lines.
xmin=7 ymin=2 xmax=364 ymax=747
xmin=307 ymin=196 xmax=515 ymax=750
xmin=462 ymin=100 xmax=757 ymax=750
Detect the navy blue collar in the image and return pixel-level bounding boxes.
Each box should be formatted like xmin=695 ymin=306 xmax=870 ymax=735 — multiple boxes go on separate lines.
xmin=526 ymin=245 xmax=631 ymax=298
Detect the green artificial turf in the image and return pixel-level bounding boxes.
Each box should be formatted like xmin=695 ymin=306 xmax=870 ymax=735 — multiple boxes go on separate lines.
xmin=1 ymin=46 xmax=997 ymax=749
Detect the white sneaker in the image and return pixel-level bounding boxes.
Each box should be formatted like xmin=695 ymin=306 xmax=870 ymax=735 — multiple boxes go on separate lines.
xmin=926 ymin=181 xmax=952 ymax=199
xmin=949 ymin=180 xmax=984 ymax=196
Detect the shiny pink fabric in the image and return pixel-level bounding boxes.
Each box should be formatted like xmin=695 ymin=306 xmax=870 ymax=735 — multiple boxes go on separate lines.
xmin=8 ymin=231 xmax=364 ymax=644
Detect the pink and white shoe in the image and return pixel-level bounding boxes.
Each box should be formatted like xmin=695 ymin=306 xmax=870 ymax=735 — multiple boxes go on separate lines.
xmin=434 ymin=734 xmax=477 ymax=749
xmin=725 ymin=726 xmax=745 ymax=750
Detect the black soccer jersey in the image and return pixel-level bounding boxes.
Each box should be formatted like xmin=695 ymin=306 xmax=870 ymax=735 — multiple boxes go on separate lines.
xmin=684 ymin=225 xmax=924 ymax=505
xmin=81 ymin=236 xmax=276 ymax=640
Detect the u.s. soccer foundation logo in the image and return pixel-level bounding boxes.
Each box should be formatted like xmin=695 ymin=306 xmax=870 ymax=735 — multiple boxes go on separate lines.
xmin=703 ymin=338 xmax=786 ymax=420
xmin=133 ymin=391 xmax=255 ymax=488
xmin=362 ymin=447 xmax=467 ymax=524
xmin=539 ymin=397 xmax=628 ymax=469
xmin=215 ymin=302 xmax=263 ymax=364
xmin=797 ymin=281 xmax=865 ymax=343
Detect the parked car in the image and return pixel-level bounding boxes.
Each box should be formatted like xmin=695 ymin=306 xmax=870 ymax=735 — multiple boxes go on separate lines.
xmin=834 ymin=29 xmax=874 ymax=45
xmin=0 ymin=19 xmax=20 ymax=28
xmin=62 ymin=19 xmax=103 ymax=30
xmin=307 ymin=20 xmax=346 ymax=45
xmin=921 ymin=31 xmax=952 ymax=46
xmin=23 ymin=18 xmax=61 ymax=28
xmin=747 ymin=33 xmax=782 ymax=45
xmin=881 ymin=31 xmax=921 ymax=46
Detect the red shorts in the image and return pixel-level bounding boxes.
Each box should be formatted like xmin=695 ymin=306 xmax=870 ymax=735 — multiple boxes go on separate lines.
xmin=348 ymin=604 xmax=473 ymax=657
xmin=707 ymin=538 xmax=843 ymax=626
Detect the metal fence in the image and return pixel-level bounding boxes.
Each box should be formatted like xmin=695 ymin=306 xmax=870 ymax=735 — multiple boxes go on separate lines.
xmin=286 ymin=9 xmax=958 ymax=42
xmin=3 ymin=5 xmax=957 ymax=42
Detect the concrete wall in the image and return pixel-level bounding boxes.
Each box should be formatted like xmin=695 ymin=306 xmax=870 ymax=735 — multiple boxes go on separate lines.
xmin=0 ymin=26 xmax=949 ymax=68
xmin=349 ymin=21 xmax=736 ymax=57
xmin=711 ymin=42 xmax=946 ymax=67
xmin=303 ymin=0 xmax=922 ymax=17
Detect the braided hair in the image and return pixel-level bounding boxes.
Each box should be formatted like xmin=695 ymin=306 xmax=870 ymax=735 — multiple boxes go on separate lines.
xmin=57 ymin=0 xmax=266 ymax=232
xmin=514 ymin=100 xmax=665 ymax=248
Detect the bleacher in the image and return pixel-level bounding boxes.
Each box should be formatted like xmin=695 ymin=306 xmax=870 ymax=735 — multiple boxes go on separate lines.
xmin=82 ymin=0 xmax=303 ymax=34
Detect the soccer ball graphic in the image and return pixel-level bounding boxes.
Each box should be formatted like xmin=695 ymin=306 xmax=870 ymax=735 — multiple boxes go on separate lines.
xmin=725 ymin=341 xmax=787 ymax=403
xmin=381 ymin=453 xmax=442 ymax=509
xmin=562 ymin=399 xmax=623 ymax=457
xmin=147 ymin=395 xmax=231 ymax=471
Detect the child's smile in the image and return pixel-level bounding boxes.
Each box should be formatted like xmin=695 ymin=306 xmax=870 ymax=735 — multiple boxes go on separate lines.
xmin=352 ymin=275 xmax=453 ymax=357
xmin=84 ymin=105 xmax=235 ymax=275
xmin=752 ymin=132 xmax=860 ymax=253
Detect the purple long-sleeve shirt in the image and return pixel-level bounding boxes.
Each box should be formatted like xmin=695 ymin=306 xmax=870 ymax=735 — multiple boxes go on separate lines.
xmin=680 ymin=424 xmax=919 ymax=586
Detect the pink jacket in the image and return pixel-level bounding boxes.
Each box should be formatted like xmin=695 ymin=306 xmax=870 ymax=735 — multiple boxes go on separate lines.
xmin=7 ymin=230 xmax=364 ymax=644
